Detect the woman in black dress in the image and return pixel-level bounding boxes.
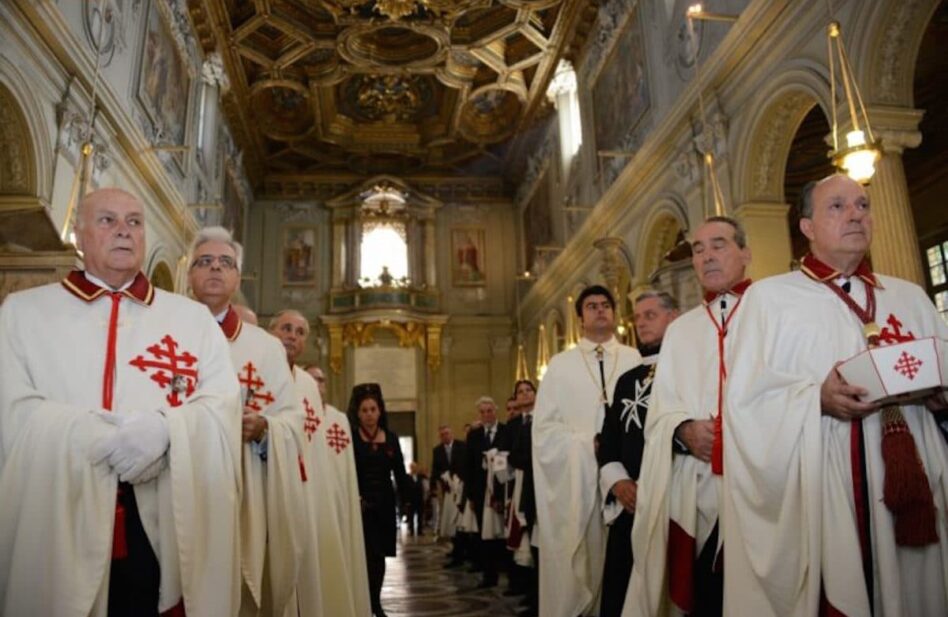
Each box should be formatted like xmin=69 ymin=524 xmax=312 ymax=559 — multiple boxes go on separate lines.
xmin=347 ymin=383 xmax=410 ymax=617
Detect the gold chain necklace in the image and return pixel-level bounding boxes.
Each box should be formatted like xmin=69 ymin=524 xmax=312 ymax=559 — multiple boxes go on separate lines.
xmin=579 ymin=344 xmax=620 ymax=405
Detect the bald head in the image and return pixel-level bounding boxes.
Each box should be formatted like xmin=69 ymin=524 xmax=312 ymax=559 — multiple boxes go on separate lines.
xmin=76 ymin=188 xmax=146 ymax=288
xmin=233 ymin=304 xmax=258 ymax=325
xmin=269 ymin=309 xmax=310 ymax=364
xmin=304 ymin=365 xmax=327 ymax=398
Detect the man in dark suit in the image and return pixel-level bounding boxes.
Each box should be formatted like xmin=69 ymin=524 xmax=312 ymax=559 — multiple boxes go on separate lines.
xmin=432 ymin=425 xmax=467 ymax=565
xmin=432 ymin=425 xmax=465 ymax=487
xmin=597 ymin=290 xmax=679 ymax=617
xmin=464 ymin=396 xmax=509 ymax=588
xmin=509 ymin=382 xmax=538 ymax=616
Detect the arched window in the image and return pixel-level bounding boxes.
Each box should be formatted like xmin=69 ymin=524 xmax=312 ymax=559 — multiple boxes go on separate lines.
xmin=358 ymin=185 xmax=411 ymax=287
xmin=360 ymin=221 xmax=408 ymax=285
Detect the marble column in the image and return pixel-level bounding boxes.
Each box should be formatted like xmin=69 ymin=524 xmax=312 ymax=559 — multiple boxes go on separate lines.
xmin=331 ymin=217 xmax=346 ymax=287
xmin=864 ymin=108 xmax=925 ymax=284
xmin=733 ymin=201 xmax=793 ymax=280
xmin=424 ymin=217 xmax=437 ymax=288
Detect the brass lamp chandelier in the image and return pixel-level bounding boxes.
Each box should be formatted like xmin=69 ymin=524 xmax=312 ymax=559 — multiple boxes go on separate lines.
xmin=686 ymin=4 xmax=729 ymax=217
xmin=826 ymin=20 xmax=879 ymax=184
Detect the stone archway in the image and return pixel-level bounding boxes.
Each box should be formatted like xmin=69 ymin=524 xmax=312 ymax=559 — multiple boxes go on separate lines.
xmin=634 ymin=198 xmax=688 ymax=283
xmin=149 ymin=261 xmax=175 ymax=292
xmin=633 ymin=198 xmax=697 ymax=308
xmin=729 ymin=65 xmax=831 ymax=280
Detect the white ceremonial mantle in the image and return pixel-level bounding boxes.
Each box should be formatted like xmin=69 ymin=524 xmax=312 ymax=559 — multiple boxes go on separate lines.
xmin=533 ymin=337 xmax=641 ymax=617
xmin=722 ymin=272 xmax=948 ymax=617
xmin=0 ymin=281 xmax=242 ymax=617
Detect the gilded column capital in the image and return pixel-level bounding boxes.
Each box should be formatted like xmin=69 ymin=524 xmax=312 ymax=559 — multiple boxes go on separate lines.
xmin=327 ymin=323 xmax=345 ymax=374
xmin=864 ymin=106 xmax=924 ymax=155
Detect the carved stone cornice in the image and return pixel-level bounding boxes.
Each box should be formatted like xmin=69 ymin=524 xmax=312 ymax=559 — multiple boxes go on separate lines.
xmin=862 ymin=106 xmax=924 ymax=155
xmin=262 ymin=173 xmax=508 ymax=202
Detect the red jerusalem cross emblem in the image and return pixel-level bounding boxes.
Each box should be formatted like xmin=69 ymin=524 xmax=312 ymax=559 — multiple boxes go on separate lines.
xmin=238 ymin=362 xmax=275 ymax=412
xmin=129 ymin=335 xmax=198 ymax=407
xmin=303 ymin=398 xmax=321 ymax=442
xmin=326 ymin=423 xmax=350 ymax=454
xmin=894 ymin=351 xmax=923 ymax=380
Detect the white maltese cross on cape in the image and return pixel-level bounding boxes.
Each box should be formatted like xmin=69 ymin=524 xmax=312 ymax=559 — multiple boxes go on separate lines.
xmin=619 ymin=376 xmax=652 ymax=432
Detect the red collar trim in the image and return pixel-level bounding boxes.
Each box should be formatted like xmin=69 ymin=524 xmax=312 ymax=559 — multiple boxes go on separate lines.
xmin=61 ymin=270 xmax=155 ymax=305
xmin=219 ymin=305 xmax=243 ymax=342
xmin=800 ymin=254 xmax=880 ymax=289
xmin=703 ymin=278 xmax=752 ymax=305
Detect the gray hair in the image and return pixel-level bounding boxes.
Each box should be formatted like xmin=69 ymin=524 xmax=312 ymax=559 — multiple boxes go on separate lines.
xmin=189 ymin=226 xmax=243 ymax=271
xmin=269 ymin=309 xmax=310 ymax=335
xmin=700 ymin=216 xmax=747 ymax=249
xmin=475 ymin=395 xmax=497 ymax=409
xmin=633 ymin=290 xmax=679 ymax=312
xmin=799 ymin=174 xmax=856 ymax=220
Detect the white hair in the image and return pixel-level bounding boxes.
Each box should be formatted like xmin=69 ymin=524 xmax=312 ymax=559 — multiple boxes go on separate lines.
xmin=475 ymin=395 xmax=497 ymax=409
xmin=189 ymin=226 xmax=243 ymax=271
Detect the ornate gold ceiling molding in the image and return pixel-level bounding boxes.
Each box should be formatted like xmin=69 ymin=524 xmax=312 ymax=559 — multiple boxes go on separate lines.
xmin=189 ymin=0 xmax=590 ymax=182
xmin=338 ymin=22 xmax=450 ymax=69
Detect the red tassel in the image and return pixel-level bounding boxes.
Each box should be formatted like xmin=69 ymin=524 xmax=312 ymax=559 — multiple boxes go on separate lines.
xmin=298 ymin=455 xmax=308 ymax=483
xmin=880 ymin=419 xmax=938 ymax=546
xmin=112 ymin=500 xmax=128 ymax=560
xmin=711 ymin=412 xmax=723 ymax=475
xmin=160 ymin=599 xmax=186 ymax=617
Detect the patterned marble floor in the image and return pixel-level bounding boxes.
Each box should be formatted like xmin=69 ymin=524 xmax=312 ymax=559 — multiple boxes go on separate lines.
xmin=379 ymin=528 xmax=524 ymax=617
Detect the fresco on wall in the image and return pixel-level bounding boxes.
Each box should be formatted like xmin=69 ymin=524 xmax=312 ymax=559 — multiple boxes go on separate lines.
xmin=451 ymin=228 xmax=486 ymax=287
xmin=137 ymin=0 xmax=191 ymax=168
xmin=592 ymin=5 xmax=650 ymax=156
xmin=282 ymin=226 xmax=317 ymax=286
xmin=522 ymin=168 xmax=552 ymax=274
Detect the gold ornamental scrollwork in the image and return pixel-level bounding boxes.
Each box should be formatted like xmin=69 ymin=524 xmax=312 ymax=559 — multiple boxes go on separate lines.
xmin=327 ymin=318 xmax=443 ymax=374
xmin=342 ymin=320 xmax=428 ymax=350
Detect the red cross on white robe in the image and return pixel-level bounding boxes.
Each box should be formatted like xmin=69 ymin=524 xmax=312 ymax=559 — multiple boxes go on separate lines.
xmin=303 ymin=398 xmax=321 ymax=442
xmin=237 ymin=361 xmax=275 ymax=412
xmin=326 ymin=422 xmax=350 ymax=454
xmin=129 ymin=334 xmax=199 ymax=407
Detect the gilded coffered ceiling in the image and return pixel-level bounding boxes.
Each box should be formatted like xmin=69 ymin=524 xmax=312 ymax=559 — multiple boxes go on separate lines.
xmin=188 ymin=0 xmax=597 ymax=193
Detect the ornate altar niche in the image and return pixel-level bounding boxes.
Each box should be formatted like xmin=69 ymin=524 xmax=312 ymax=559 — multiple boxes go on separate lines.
xmin=0 ymin=83 xmax=77 ymax=303
xmin=321 ymin=175 xmax=447 ymax=374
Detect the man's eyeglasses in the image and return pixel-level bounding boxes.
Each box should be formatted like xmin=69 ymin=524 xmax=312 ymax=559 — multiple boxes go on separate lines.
xmin=191 ymin=255 xmax=237 ymax=270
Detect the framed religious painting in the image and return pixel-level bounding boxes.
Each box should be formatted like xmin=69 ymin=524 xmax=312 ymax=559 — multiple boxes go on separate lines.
xmin=451 ymin=228 xmax=487 ymax=287
xmin=591 ymin=4 xmax=651 ymax=156
xmin=281 ymin=225 xmax=318 ymax=286
xmin=135 ymin=0 xmax=192 ymax=173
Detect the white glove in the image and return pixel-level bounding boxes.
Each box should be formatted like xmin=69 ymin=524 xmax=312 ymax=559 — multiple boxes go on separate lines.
xmin=123 ymin=454 xmax=167 ymax=484
xmin=90 ymin=409 xmax=169 ymax=482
